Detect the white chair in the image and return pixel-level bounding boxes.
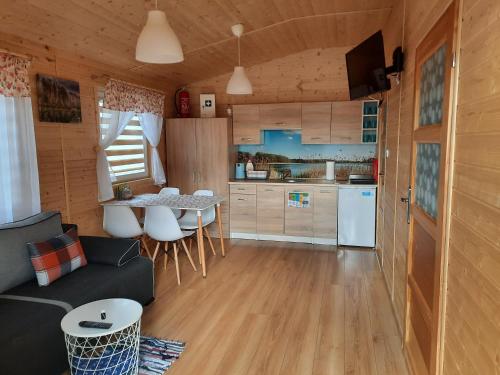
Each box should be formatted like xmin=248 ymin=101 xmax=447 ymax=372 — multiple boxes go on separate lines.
xmin=159 ymin=187 xmax=182 ymax=219
xmin=144 ymin=205 xmax=197 ymax=285
xmin=177 ymin=189 xmax=217 ymax=258
xmin=103 ymin=205 xmax=152 ymax=258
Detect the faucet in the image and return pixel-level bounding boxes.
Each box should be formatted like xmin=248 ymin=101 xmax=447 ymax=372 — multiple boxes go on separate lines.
xmin=281 ymin=168 xmax=292 ymax=180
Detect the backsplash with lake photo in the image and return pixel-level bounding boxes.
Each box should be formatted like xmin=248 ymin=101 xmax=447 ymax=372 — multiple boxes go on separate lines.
xmin=237 ymin=130 xmax=376 ymax=179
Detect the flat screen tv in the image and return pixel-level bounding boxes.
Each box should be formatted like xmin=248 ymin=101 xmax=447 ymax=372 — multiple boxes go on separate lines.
xmin=346 ymin=31 xmax=390 ymax=100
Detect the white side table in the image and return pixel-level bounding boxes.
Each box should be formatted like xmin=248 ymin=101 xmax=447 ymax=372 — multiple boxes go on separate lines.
xmin=61 ymin=299 xmax=143 ymax=375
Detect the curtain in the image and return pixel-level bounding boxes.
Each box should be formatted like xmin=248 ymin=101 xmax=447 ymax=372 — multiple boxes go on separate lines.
xmin=140 ymin=112 xmax=166 ymax=185
xmin=0 ymin=53 xmax=40 ymax=224
xmin=96 ymin=109 xmax=134 ymax=202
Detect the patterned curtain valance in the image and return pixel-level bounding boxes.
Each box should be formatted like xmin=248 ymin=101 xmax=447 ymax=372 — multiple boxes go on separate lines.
xmin=0 ymin=52 xmax=31 ymax=97
xmin=104 ymin=79 xmax=165 ymax=117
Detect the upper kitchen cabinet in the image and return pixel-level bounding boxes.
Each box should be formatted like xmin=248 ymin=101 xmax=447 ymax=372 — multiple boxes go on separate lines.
xmin=233 ymin=104 xmax=261 ymax=145
xmin=301 ymin=102 xmax=332 ymax=144
xmin=361 ymin=100 xmax=379 ymax=144
xmin=260 ymin=103 xmax=302 ymax=130
xmin=331 ymin=101 xmax=363 ymax=144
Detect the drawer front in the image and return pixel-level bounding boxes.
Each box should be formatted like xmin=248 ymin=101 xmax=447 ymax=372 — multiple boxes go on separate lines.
xmin=257 ymin=186 xmax=284 ymax=234
xmin=230 ymin=194 xmax=256 ymax=233
xmin=313 ymin=187 xmax=338 ymax=238
xmin=230 ymin=184 xmax=257 ymax=195
xmin=284 ymin=186 xmax=314 ymax=236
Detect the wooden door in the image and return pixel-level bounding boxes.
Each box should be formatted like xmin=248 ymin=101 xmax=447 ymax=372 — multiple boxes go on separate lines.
xmin=313 ymin=186 xmax=337 ymax=239
xmin=331 ymin=101 xmax=362 ymax=144
xmin=405 ymin=3 xmax=458 ymax=375
xmin=166 ymin=118 xmax=198 ymax=194
xmin=257 ymin=185 xmax=284 ymax=235
xmin=284 ymin=185 xmax=314 ymax=236
xmin=301 ymin=102 xmax=331 ymax=144
xmin=233 ymin=105 xmax=261 ymax=144
xmin=195 ymin=118 xmax=230 ymax=236
xmin=260 ymin=103 xmax=302 ymax=129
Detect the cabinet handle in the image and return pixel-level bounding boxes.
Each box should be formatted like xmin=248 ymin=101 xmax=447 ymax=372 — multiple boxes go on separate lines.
xmin=237 ymin=198 xmax=246 ymax=201
xmin=311 ymin=137 xmax=321 ymax=140
xmin=274 ymin=122 xmax=284 ymax=125
xmin=193 ymin=171 xmax=196 ymax=184
xmin=319 ymin=190 xmax=333 ymax=193
xmin=265 ymin=189 xmax=274 ymax=192
xmin=237 ymin=188 xmax=246 ymax=190
xmin=241 ymin=137 xmax=253 ymax=141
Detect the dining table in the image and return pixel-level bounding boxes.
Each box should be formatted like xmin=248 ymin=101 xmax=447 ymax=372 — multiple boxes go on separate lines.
xmin=102 ymin=193 xmax=225 ymax=277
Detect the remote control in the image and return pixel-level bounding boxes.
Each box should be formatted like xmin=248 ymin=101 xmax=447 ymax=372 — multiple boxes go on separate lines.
xmin=79 ymin=321 xmax=112 ymax=329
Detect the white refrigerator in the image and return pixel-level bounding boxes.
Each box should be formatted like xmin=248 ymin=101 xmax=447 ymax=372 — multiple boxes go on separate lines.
xmin=338 ymin=186 xmax=377 ymax=247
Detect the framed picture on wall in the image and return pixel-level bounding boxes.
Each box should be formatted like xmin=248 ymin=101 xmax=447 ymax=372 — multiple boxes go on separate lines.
xmin=36 ymin=74 xmax=82 ymax=123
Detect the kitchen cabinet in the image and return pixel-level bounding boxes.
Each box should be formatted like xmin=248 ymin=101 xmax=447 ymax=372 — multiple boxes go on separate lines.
xmin=260 ymin=103 xmax=301 ymax=129
xmin=166 ymin=118 xmax=230 ymax=236
xmin=233 ymin=105 xmax=261 ymax=144
xmin=301 ymin=102 xmax=331 ymax=144
xmin=257 ymin=185 xmax=284 ymax=234
xmin=284 ymin=185 xmax=314 ymax=236
xmin=313 ymin=186 xmax=338 ymax=238
xmin=230 ymin=184 xmax=256 ymax=233
xmin=331 ymin=101 xmax=363 ymax=144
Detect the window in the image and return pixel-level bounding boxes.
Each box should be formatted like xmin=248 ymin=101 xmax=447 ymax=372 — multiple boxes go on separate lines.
xmin=98 ymin=94 xmax=149 ymax=182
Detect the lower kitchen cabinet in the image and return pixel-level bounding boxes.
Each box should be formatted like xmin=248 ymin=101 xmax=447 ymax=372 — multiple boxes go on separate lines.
xmin=313 ymin=186 xmax=338 ymax=238
xmin=257 ymin=185 xmax=284 ymax=234
xmin=284 ymin=186 xmax=314 ymax=236
xmin=229 ymin=193 xmax=256 ymax=233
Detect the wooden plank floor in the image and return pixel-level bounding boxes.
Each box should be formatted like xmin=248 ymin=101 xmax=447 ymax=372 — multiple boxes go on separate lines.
xmin=141 ymin=240 xmax=409 ymax=375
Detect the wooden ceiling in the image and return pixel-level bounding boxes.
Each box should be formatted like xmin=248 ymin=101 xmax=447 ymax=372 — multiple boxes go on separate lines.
xmin=0 ymin=0 xmax=396 ymax=86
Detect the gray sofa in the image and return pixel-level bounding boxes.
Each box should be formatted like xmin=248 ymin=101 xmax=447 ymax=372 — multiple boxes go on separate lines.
xmin=0 ymin=211 xmax=154 ymax=375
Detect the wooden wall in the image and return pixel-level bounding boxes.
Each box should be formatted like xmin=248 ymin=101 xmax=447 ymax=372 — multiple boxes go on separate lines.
xmin=379 ymin=0 xmax=500 ymax=374
xmin=442 ymin=0 xmax=500 ymax=373
xmin=0 ymin=32 xmax=167 ymax=235
xmin=184 ymin=46 xmax=352 ymax=117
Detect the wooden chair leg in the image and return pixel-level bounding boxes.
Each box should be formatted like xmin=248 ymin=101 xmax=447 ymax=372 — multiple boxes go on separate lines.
xmin=151 ymin=241 xmax=161 ymax=262
xmin=163 ymin=241 xmax=169 ymax=271
xmin=203 ymin=227 xmax=216 ymax=256
xmin=195 ymin=231 xmax=202 ymax=265
xmin=140 ymin=236 xmax=152 ymax=259
xmin=181 ymin=238 xmax=197 ymax=271
xmin=173 ymin=242 xmax=181 ymax=285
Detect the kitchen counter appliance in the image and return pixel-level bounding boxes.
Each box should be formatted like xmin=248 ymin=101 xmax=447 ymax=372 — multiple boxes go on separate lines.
xmin=338 ymin=185 xmax=376 ymax=247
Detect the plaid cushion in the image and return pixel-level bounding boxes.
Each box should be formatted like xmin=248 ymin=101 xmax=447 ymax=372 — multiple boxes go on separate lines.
xmin=27 ymin=227 xmax=87 ymax=286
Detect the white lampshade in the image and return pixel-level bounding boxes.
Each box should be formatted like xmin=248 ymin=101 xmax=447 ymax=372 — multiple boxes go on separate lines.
xmin=226 ymin=66 xmax=253 ymax=95
xmin=136 ymin=10 xmax=184 ymax=64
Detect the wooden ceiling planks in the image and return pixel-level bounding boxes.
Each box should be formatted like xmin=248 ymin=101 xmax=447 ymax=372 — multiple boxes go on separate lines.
xmin=0 ymin=0 xmax=396 ymax=85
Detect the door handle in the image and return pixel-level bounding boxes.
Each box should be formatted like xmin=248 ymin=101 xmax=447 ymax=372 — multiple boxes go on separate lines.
xmin=401 ymin=186 xmax=411 ymax=224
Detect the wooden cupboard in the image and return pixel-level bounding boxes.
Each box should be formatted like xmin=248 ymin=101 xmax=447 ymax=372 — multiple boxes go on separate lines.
xmin=229 ymin=184 xmax=256 ymax=233
xmin=166 ymin=118 xmax=230 ymax=236
xmin=257 ymin=185 xmax=284 ymax=234
xmin=331 ymin=101 xmax=363 ymax=144
xmin=284 ymin=185 xmax=314 ymax=236
xmin=232 ymin=105 xmax=261 ymax=144
xmin=260 ymin=103 xmax=302 ymax=129
xmin=313 ymin=186 xmax=338 ymax=238
xmin=301 ymin=102 xmax=332 ymax=144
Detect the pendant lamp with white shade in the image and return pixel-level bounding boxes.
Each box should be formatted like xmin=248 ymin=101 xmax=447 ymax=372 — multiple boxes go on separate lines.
xmin=136 ymin=0 xmax=183 ymax=64
xmin=226 ymin=24 xmax=253 ymax=95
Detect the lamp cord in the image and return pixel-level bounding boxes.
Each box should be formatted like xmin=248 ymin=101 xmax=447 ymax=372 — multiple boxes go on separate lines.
xmin=237 ymin=36 xmax=241 ymax=66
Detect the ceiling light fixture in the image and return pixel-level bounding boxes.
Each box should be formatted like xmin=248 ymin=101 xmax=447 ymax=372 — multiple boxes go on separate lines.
xmin=226 ymin=24 xmax=253 ymax=95
xmin=135 ymin=0 xmax=184 ymax=64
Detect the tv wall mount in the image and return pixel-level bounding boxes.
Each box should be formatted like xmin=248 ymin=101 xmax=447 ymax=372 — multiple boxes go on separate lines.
xmin=385 ymin=47 xmax=404 ymax=76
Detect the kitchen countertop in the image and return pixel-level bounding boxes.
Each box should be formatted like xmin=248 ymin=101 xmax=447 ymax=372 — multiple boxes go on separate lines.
xmin=228 ymin=179 xmax=378 ymax=188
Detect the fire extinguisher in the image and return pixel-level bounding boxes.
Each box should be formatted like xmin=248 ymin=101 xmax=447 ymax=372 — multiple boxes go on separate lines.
xmin=372 ymin=158 xmax=379 ymax=183
xmin=175 ymin=87 xmax=190 ymax=118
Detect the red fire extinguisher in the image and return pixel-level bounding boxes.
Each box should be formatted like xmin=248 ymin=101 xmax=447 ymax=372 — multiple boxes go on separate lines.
xmin=372 ymin=158 xmax=379 ymax=183
xmin=175 ymin=87 xmax=190 ymax=118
